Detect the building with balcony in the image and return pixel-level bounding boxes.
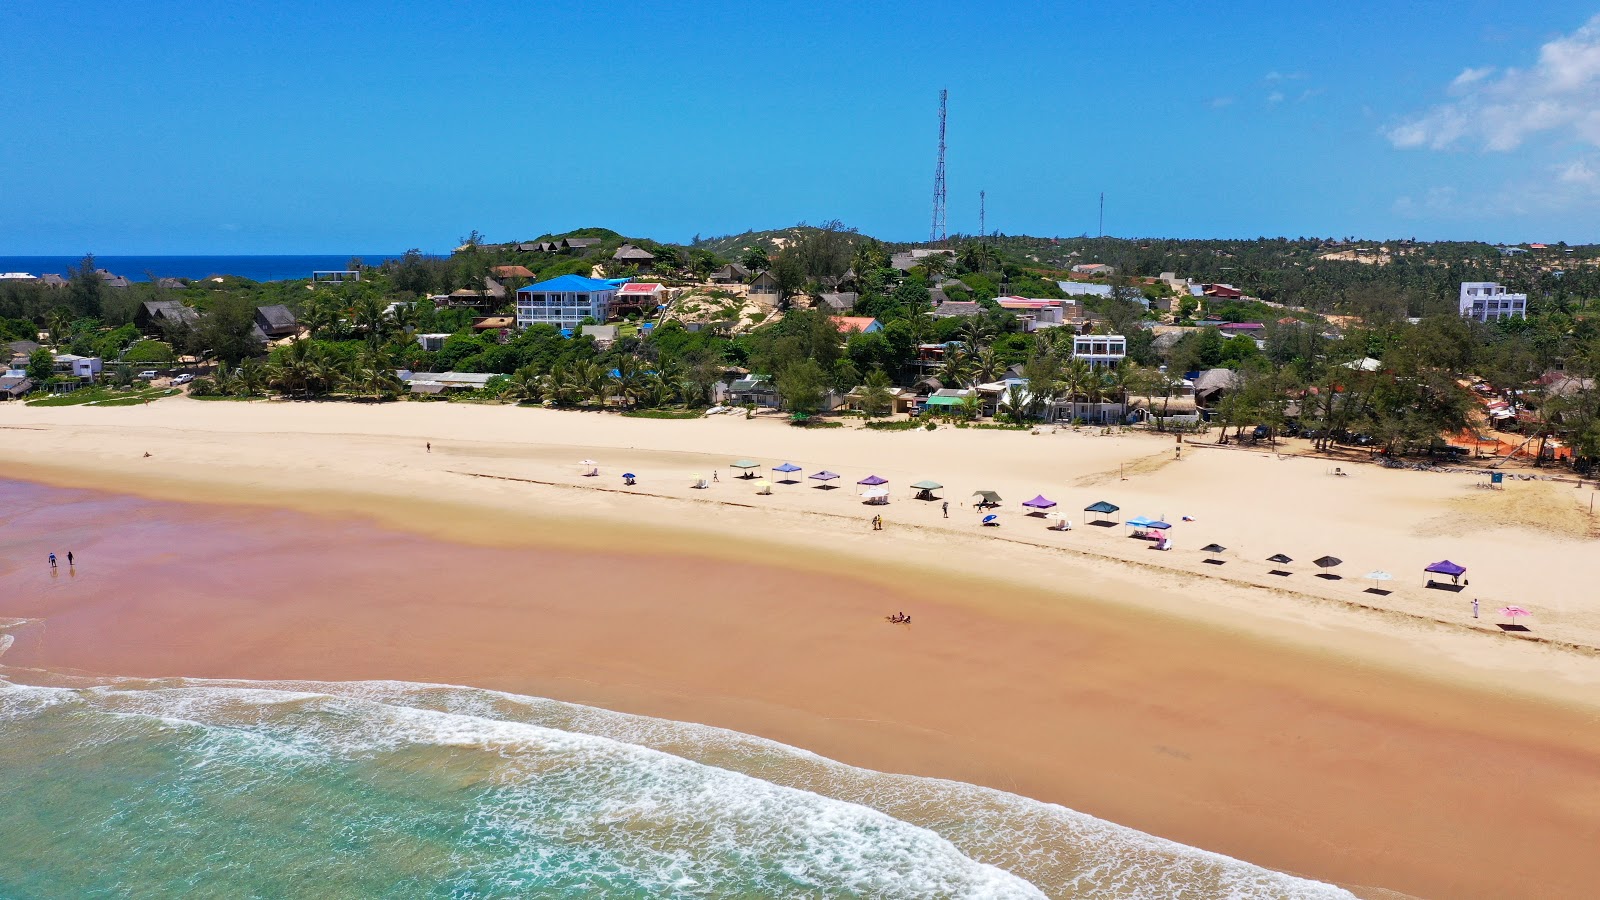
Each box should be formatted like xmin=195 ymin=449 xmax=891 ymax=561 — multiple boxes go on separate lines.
xmin=1459 ymin=282 xmax=1527 ymax=322
xmin=515 ymin=274 xmax=619 ymax=331
xmin=1072 ymin=334 xmax=1126 ymax=369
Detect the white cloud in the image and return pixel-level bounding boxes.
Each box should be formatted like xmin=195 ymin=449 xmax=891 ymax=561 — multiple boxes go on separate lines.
xmin=1558 ymin=158 xmax=1598 ymax=184
xmin=1208 ymin=96 xmax=1236 ymax=109
xmin=1387 ymin=14 xmax=1600 ymax=150
xmin=1267 ymin=91 xmax=1285 ymax=105
xmin=1265 ymin=71 xmax=1306 ymax=82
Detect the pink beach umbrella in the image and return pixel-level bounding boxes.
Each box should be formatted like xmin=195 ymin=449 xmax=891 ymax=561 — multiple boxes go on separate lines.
xmin=1499 ymin=606 xmax=1532 ymax=626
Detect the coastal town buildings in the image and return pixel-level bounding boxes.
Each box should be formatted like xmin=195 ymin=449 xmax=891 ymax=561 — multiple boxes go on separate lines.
xmin=515 ymin=274 xmax=619 ymax=331
xmin=1071 ymin=334 xmax=1127 ymax=369
xmin=1458 ymin=282 xmax=1528 ymax=322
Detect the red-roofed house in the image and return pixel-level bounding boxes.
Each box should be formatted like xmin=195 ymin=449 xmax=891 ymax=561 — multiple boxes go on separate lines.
xmin=491 ymin=265 xmax=535 ymax=279
xmin=614 ymin=282 xmax=666 ymax=312
xmin=1529 ymin=243 xmax=1549 ymax=250
xmin=1218 ymin=322 xmax=1266 ymax=337
xmin=1203 ymin=283 xmax=1244 ymax=299
xmin=831 ymin=316 xmax=883 ymax=334
xmin=996 ymin=297 xmax=1071 ymax=330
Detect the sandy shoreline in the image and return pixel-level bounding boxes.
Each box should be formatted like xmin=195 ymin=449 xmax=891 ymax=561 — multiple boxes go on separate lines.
xmin=3 ymin=398 xmax=1600 ymax=898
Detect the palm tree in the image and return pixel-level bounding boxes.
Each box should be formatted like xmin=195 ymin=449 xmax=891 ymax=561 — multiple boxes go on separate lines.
xmin=45 ymin=310 xmax=72 ymax=347
xmin=505 ymin=367 xmax=542 ymax=405
xmin=611 ymin=355 xmax=646 ymax=409
xmin=937 ymin=348 xmax=971 ymax=387
xmin=959 ymin=318 xmax=994 ymax=351
xmin=237 ymin=358 xmax=267 ymax=397
xmin=969 ymin=346 xmax=1003 ymax=384
xmin=859 ymin=369 xmax=895 ymax=417
xmin=539 ymin=363 xmax=578 ymax=406
xmin=350 ymin=295 xmax=389 ymax=347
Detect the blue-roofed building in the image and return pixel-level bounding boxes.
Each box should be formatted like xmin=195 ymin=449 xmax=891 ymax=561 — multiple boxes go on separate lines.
xmin=515 ymin=274 xmax=619 ymax=330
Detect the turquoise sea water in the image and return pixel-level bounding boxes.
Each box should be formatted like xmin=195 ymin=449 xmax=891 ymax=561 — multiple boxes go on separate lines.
xmin=0 ymin=675 xmax=1354 ymax=899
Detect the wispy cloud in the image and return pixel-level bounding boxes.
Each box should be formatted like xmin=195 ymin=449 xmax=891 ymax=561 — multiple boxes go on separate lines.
xmin=1266 ymin=91 xmax=1285 ymax=105
xmin=1264 ymin=71 xmax=1306 ymax=83
xmin=1388 ymin=14 xmax=1600 ymax=150
xmin=1208 ymin=96 xmax=1236 ymax=109
xmin=1395 ymin=157 xmax=1600 ymax=219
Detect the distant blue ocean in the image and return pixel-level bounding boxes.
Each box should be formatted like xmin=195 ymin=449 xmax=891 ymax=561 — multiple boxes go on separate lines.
xmin=0 ymin=255 xmax=416 ymax=283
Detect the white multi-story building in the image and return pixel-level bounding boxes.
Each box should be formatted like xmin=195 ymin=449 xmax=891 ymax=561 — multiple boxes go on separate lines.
xmin=1072 ymin=334 xmax=1126 ymax=369
xmin=515 ymin=274 xmax=618 ymax=331
xmin=1459 ymin=282 xmax=1527 ymax=322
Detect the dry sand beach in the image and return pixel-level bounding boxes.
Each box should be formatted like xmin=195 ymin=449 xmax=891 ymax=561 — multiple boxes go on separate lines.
xmin=3 ymin=397 xmax=1600 ymax=898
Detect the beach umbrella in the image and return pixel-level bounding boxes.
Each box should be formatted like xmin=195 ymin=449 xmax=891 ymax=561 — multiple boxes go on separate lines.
xmin=1200 ymin=543 xmax=1226 ymax=563
xmin=1364 ymin=570 xmax=1393 ymax=590
xmin=730 ymin=459 xmax=760 ymax=478
xmin=578 ymin=459 xmax=597 ymax=466
xmin=982 ymin=514 xmax=999 ymax=526
xmin=621 ymin=472 xmax=636 ymax=479
xmin=755 ymin=478 xmax=772 ymax=495
xmin=1022 ymin=495 xmax=1057 ymax=510
xmin=1499 ymin=606 xmax=1531 ymax=625
xmin=1314 ymin=555 xmax=1342 ymax=571
xmin=1266 ymin=553 xmax=1293 ymax=564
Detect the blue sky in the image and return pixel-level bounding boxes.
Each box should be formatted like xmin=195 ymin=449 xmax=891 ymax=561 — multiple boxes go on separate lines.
xmin=3 ymin=1 xmax=1598 ymax=252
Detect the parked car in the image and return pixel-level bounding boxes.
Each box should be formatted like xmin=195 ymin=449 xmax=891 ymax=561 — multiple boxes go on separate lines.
xmin=171 ymin=373 xmax=194 ymax=385
xmin=1251 ymin=425 xmax=1272 ymax=441
xmin=136 ymin=370 xmax=158 ymax=380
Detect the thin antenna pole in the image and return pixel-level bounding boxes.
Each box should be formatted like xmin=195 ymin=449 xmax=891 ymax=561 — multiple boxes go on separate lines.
xmin=979 ymin=190 xmax=986 ymax=239
xmin=930 ymin=89 xmax=947 ymax=245
xmin=1099 ymin=192 xmax=1105 ymax=238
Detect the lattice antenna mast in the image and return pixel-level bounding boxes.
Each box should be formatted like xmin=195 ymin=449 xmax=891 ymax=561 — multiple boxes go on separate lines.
xmin=930 ymin=89 xmax=947 ymax=245
xmin=979 ymin=190 xmax=986 ymax=239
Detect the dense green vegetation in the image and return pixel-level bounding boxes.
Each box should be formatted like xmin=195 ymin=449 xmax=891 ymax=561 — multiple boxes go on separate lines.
xmin=7 ymin=229 xmax=1600 ymax=467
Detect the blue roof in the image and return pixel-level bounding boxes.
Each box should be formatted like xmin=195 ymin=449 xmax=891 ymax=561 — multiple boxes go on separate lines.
xmin=518 ymin=274 xmax=617 ymax=294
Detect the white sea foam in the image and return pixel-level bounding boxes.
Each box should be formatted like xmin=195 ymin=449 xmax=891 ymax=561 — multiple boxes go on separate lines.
xmin=0 ymin=677 xmax=1045 ymax=898
xmin=0 ymin=674 xmax=1356 ymax=898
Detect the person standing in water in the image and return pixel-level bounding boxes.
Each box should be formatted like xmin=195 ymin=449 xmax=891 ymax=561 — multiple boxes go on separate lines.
xmin=49 ymin=553 xmax=57 ymax=569
xmin=67 ymin=551 xmax=74 ymax=566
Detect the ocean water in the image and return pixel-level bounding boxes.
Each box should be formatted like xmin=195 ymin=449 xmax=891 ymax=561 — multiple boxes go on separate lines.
xmin=0 ymin=255 xmax=414 ymax=283
xmin=0 ymin=675 xmax=1354 ymax=899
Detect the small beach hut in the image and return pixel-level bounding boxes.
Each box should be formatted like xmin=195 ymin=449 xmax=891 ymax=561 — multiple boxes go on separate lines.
xmin=730 ymin=460 xmax=761 ymax=479
xmin=772 ymin=462 xmax=803 ymax=484
xmin=1084 ymin=500 xmax=1121 ymax=526
xmin=910 ymin=480 xmax=943 ymax=501
xmin=809 ymin=470 xmax=841 ymax=489
xmin=973 ymin=490 xmax=1002 ymax=510
xmin=1021 ymin=495 xmax=1057 ymax=517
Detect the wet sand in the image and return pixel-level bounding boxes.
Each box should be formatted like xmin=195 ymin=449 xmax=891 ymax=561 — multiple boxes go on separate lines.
xmin=3 ymin=478 xmax=1598 ymax=899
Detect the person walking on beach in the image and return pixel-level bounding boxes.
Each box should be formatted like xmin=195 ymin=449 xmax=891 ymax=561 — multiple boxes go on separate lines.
xmin=942 ymin=500 xmax=948 ymax=518
xmin=1472 ymin=598 xmax=1479 ymax=619
xmin=426 ymin=442 xmax=431 ymax=453
xmin=713 ymin=470 xmax=719 ymax=482
xmin=48 ymin=553 xmax=57 ymax=569
xmin=67 ymin=551 xmax=74 ymax=567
